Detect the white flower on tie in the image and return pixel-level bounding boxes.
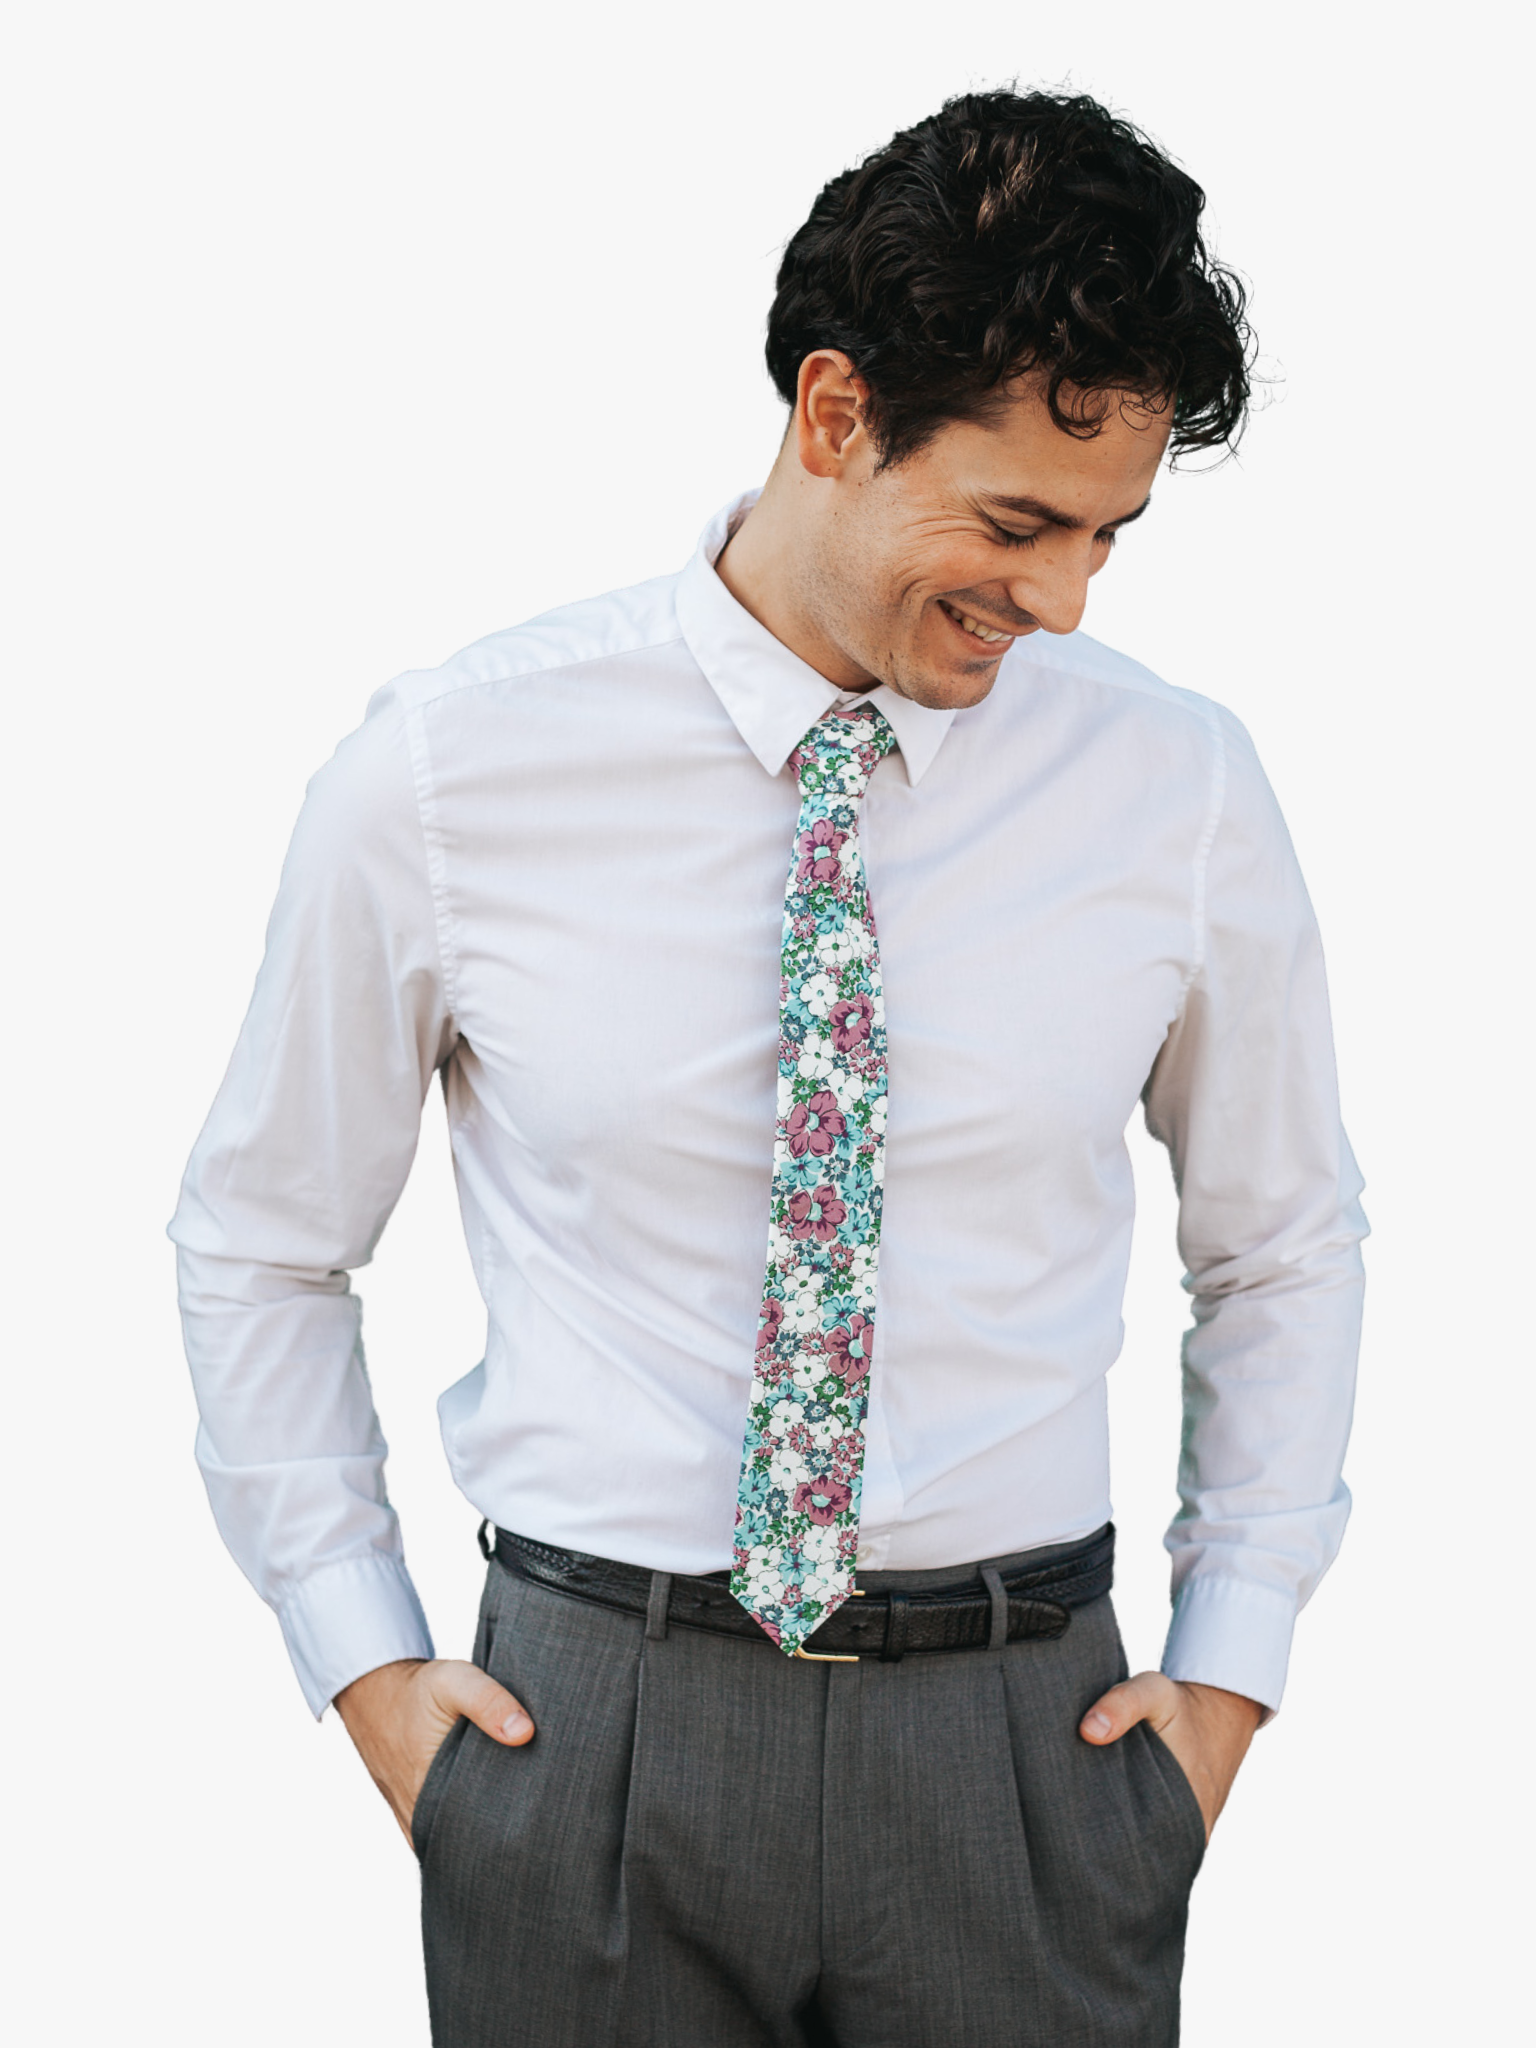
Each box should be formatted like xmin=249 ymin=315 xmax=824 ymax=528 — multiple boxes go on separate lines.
xmin=804 ymin=974 xmax=838 ymax=1019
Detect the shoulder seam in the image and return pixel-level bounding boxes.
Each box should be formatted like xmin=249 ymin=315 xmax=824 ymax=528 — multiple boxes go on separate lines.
xmin=1012 ymin=642 xmax=1217 ymax=727
xmin=397 ymin=629 xmax=689 ymax=715
xmin=401 ymin=706 xmax=462 ymax=1023
xmin=1186 ymin=698 xmax=1227 ymax=987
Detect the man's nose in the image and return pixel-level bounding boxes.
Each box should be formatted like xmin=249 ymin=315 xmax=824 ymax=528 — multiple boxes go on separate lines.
xmin=1008 ymin=549 xmax=1092 ymax=636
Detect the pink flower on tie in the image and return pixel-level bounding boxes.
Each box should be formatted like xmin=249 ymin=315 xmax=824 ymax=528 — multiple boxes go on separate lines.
xmin=797 ymin=817 xmax=846 ymax=884
xmin=792 ymin=1476 xmax=853 ymax=1525
xmin=829 ymin=994 xmax=873 ymax=1051
xmin=788 ymin=1186 xmax=846 ymax=1242
xmin=756 ymin=1297 xmax=785 ymax=1358
xmin=785 ymin=1089 xmax=846 ymax=1159
xmin=826 ymin=1314 xmax=873 ymax=1385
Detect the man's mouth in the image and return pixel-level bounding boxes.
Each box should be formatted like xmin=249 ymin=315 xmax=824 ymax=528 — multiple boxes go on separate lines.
xmin=937 ymin=598 xmax=1015 ymax=647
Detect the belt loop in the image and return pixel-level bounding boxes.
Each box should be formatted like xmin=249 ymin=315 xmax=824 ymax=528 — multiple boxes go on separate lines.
xmin=645 ymin=1571 xmax=673 ymax=1642
xmin=476 ymin=1518 xmax=494 ymax=1562
xmin=880 ymin=1591 xmax=910 ymax=1662
xmin=982 ymin=1566 xmax=1009 ymax=1651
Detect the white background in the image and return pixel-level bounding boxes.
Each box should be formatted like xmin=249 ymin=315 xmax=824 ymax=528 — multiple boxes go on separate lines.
xmin=3 ymin=2 xmax=1530 ymax=2040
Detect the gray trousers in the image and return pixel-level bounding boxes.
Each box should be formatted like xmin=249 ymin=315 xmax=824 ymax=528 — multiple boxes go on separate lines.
xmin=413 ymin=1546 xmax=1205 ymax=2047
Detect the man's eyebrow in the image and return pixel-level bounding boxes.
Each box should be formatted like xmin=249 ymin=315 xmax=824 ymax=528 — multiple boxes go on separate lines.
xmin=980 ymin=492 xmax=1153 ymax=532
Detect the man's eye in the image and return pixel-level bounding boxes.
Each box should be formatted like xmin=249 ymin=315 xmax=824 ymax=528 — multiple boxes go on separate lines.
xmin=1096 ymin=529 xmax=1118 ymax=549
xmin=991 ymin=526 xmax=1039 ymax=549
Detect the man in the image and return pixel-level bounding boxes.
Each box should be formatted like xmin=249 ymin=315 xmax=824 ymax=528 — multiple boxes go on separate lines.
xmin=172 ymin=89 xmax=1364 ymax=2046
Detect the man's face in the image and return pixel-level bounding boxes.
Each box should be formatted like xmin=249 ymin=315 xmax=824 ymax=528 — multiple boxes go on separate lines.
xmin=806 ymin=380 xmax=1172 ymax=710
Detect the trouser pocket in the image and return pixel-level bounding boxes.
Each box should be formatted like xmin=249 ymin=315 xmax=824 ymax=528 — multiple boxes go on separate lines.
xmin=411 ymin=1562 xmax=503 ymax=1862
xmin=411 ymin=1716 xmax=470 ymax=1863
xmin=1142 ymin=1722 xmax=1207 ymax=1878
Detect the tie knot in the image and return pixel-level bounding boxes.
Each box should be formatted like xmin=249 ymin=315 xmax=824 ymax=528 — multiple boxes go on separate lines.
xmin=790 ymin=704 xmax=898 ymax=800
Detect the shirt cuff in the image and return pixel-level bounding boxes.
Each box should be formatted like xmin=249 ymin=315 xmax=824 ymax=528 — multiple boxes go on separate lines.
xmin=275 ymin=1554 xmax=436 ymax=1717
xmin=1160 ymin=1572 xmax=1297 ymax=1720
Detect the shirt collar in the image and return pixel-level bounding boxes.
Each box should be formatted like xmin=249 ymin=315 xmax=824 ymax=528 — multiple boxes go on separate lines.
xmin=674 ymin=491 xmax=957 ymax=786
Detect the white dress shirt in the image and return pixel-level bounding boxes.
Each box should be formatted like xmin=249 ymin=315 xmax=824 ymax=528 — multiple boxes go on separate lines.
xmin=171 ymin=493 xmax=1366 ymax=1717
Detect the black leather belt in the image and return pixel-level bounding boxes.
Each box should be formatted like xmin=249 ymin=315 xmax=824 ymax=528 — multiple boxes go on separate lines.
xmin=486 ymin=1522 xmax=1113 ymax=1661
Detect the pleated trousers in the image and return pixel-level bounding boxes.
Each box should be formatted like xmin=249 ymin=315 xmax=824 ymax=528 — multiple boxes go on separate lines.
xmin=414 ymin=1546 xmax=1205 ymax=2047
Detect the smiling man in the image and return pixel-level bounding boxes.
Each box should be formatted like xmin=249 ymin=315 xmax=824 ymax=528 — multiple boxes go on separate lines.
xmin=172 ymin=90 xmax=1365 ymax=2047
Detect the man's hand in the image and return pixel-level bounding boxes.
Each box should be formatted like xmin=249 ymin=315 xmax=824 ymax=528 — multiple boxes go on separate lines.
xmin=1079 ymin=1672 xmax=1262 ymax=1841
xmin=334 ymin=1657 xmax=535 ymax=1847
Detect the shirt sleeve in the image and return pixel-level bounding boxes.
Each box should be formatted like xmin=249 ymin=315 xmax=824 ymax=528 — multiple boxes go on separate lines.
xmin=169 ymin=689 xmax=453 ymax=1716
xmin=1142 ymin=704 xmax=1366 ymax=1717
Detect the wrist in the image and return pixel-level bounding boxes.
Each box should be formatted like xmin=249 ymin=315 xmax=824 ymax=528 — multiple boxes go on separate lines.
xmin=334 ymin=1656 xmax=428 ymax=1725
xmin=1181 ymin=1680 xmax=1264 ymax=1734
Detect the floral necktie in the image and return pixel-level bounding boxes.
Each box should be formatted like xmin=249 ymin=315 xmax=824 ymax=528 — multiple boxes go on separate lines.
xmin=731 ymin=703 xmax=898 ymax=1655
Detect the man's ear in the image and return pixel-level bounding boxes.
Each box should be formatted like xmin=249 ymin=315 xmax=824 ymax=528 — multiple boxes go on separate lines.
xmin=793 ymin=351 xmax=874 ymax=479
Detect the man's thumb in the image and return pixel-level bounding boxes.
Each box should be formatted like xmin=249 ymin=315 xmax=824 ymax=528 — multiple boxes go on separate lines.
xmin=1078 ymin=1670 xmax=1175 ymax=1746
xmin=432 ymin=1658 xmax=535 ymax=1745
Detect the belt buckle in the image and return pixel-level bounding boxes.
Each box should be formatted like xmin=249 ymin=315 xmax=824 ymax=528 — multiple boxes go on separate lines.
xmin=792 ymin=1588 xmax=864 ymax=1662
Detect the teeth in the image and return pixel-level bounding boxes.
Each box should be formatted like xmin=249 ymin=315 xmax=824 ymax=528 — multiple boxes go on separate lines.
xmin=945 ymin=601 xmax=1008 ymax=644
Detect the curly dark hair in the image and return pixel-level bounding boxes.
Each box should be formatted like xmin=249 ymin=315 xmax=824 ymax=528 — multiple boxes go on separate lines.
xmin=766 ymin=89 xmax=1252 ymax=466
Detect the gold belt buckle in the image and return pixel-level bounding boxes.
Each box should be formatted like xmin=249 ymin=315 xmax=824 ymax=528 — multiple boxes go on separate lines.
xmin=792 ymin=1588 xmax=864 ymax=1662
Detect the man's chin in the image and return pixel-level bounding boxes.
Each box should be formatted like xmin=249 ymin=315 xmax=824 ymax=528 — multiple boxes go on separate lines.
xmin=886 ymin=661 xmax=1006 ymax=712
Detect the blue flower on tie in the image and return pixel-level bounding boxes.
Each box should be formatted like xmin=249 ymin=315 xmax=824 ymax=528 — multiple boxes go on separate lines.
xmin=739 ymin=1463 xmax=772 ymax=1506
xmin=837 ymin=1207 xmax=871 ymax=1248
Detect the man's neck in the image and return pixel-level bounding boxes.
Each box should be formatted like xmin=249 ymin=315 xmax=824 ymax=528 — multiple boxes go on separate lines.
xmin=712 ymin=471 xmax=876 ymax=693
